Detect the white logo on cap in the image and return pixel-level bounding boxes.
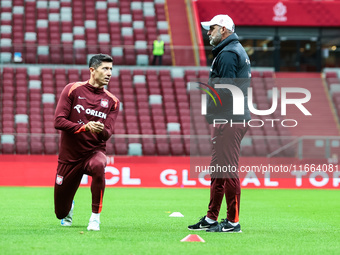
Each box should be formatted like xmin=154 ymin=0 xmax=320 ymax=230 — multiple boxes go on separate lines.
xmin=273 ymin=2 xmax=287 ymax=22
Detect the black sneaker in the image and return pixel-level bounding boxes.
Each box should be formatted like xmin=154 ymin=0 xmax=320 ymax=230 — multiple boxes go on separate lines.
xmin=188 ymin=216 xmax=218 ymax=231
xmin=206 ymin=219 xmax=241 ymax=232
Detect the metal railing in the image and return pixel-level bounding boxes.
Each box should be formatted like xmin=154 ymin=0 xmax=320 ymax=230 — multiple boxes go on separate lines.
xmin=267 ymin=136 xmax=340 ymax=160
xmin=0 ymin=133 xmax=339 ymax=159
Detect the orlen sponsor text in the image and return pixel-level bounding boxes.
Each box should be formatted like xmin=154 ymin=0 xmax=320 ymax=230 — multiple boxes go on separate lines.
xmin=74 ymin=104 xmax=107 ymax=119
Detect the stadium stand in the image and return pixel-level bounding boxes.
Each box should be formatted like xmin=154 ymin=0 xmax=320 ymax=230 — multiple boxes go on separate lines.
xmin=1 ymin=0 xmax=340 ymax=159
xmin=0 ymin=0 xmax=172 ymax=65
xmin=3 ymin=65 xmax=335 ymax=157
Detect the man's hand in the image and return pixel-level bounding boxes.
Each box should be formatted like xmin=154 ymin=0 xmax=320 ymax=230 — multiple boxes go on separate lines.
xmin=85 ymin=121 xmax=104 ymax=133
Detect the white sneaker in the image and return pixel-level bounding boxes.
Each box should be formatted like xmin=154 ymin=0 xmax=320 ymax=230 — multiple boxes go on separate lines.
xmin=61 ymin=201 xmax=74 ymax=227
xmin=87 ymin=218 xmax=100 ymax=231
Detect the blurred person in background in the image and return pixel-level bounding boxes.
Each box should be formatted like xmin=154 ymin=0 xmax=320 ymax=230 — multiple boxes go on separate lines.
xmin=152 ymin=35 xmax=165 ymax=65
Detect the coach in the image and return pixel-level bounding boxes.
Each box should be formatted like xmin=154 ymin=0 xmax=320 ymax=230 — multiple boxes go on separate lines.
xmin=188 ymin=14 xmax=251 ymax=232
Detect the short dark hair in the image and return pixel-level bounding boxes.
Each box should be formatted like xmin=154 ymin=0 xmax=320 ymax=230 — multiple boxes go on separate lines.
xmin=89 ymin=54 xmax=113 ymax=69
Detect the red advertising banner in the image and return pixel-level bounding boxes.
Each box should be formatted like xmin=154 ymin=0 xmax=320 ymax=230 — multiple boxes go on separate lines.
xmin=194 ymin=0 xmax=340 ymax=27
xmin=0 ymin=155 xmax=339 ymax=189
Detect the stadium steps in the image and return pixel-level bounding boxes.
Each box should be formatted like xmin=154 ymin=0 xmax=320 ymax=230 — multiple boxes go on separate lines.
xmin=324 ymin=71 xmax=340 ymax=134
xmin=166 ymin=0 xmax=196 ymax=66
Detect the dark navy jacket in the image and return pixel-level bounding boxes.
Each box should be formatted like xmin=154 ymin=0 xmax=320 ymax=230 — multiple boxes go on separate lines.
xmin=205 ymin=33 xmax=251 ymax=124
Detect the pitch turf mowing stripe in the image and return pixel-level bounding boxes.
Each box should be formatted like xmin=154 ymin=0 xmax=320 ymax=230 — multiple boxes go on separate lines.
xmin=0 ymin=187 xmax=339 ymax=255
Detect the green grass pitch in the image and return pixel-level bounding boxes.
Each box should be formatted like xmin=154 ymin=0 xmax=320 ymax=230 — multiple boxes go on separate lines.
xmin=0 ymin=187 xmax=339 ymax=255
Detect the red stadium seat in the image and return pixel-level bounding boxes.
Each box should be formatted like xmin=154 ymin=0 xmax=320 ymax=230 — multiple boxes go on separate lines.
xmin=106 ymin=141 xmax=114 ymax=155
xmin=170 ymin=143 xmax=185 ymax=156
xmin=241 ymin=146 xmax=254 ymax=156
xmin=184 ymin=141 xmax=198 ymax=156
xmin=253 ymin=140 xmax=268 ymax=156
xmin=1 ymin=143 xmax=15 ymax=154
xmin=142 ymin=143 xmax=156 ymax=155
xmin=30 ymin=137 xmax=44 ymax=154
xmin=114 ymin=142 xmax=128 ymax=155
xmin=198 ymin=143 xmax=211 ymax=156
xmin=16 ymin=139 xmax=29 ymax=154
xmin=156 ymin=143 xmax=170 ymax=155
xmin=16 ymin=123 xmax=29 ymax=133
xmin=49 ymin=50 xmax=61 ymax=65
xmin=44 ymin=141 xmax=58 ymax=154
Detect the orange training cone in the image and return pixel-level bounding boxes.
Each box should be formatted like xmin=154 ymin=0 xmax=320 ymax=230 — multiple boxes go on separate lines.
xmin=180 ymin=234 xmax=205 ymax=242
